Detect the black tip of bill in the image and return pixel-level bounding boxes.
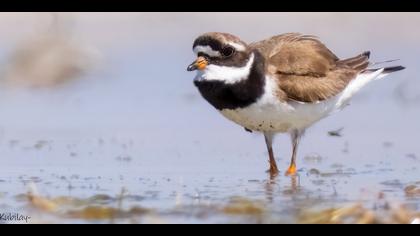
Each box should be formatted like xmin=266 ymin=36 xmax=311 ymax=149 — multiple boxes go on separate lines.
xmin=187 ymin=63 xmax=197 ymax=71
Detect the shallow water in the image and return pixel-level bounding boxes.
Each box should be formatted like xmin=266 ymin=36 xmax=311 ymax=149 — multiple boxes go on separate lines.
xmin=0 ymin=13 xmax=419 ymax=224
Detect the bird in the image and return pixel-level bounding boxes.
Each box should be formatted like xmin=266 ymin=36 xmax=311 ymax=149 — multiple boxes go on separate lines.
xmin=187 ymin=32 xmax=405 ymax=177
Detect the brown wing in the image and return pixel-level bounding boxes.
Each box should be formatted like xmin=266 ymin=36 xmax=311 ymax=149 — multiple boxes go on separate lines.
xmin=250 ymin=33 xmax=370 ymax=103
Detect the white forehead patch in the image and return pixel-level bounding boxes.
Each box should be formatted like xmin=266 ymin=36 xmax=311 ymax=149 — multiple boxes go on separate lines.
xmin=193 ymin=45 xmax=221 ymax=57
xmin=195 ymin=53 xmax=254 ymax=84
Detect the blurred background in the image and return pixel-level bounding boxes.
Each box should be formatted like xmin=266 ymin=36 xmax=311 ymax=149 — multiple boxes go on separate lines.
xmin=0 ymin=13 xmax=419 ymax=223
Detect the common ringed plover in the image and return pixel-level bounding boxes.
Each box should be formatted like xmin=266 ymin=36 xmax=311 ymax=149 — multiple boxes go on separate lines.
xmin=187 ymin=32 xmax=405 ymax=176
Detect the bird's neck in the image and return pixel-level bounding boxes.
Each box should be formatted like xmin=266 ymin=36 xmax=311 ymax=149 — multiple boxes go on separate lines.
xmin=194 ymin=50 xmax=266 ymax=110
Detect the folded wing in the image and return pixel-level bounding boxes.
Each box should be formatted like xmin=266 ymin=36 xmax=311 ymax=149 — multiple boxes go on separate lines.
xmin=251 ymin=33 xmax=370 ymax=103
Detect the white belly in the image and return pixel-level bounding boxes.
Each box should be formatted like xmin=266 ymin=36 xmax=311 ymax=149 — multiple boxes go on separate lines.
xmin=220 ymin=97 xmax=338 ymax=133
xmin=219 ymin=70 xmax=386 ymax=133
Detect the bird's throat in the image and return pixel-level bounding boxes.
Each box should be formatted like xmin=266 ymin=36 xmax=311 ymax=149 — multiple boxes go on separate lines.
xmin=194 ymin=50 xmax=266 ymax=110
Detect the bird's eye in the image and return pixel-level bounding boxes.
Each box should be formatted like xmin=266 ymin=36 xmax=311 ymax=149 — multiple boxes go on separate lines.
xmin=221 ymin=46 xmax=235 ymax=57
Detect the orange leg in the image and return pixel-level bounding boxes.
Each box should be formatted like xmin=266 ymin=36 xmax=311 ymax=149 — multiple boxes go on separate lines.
xmin=264 ymin=133 xmax=279 ymax=176
xmin=286 ymin=130 xmax=302 ymax=176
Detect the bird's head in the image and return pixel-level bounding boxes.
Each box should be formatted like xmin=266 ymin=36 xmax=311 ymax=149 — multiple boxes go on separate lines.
xmin=187 ymin=32 xmax=255 ymax=84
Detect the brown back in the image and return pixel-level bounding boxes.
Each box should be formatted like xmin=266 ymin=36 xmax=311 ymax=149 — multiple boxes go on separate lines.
xmin=251 ymin=33 xmax=370 ymax=103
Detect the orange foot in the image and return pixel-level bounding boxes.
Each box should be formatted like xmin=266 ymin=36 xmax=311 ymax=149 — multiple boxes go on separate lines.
xmin=285 ymin=164 xmax=297 ymax=176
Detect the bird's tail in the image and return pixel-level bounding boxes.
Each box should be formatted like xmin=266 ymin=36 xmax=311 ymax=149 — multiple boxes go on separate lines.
xmin=336 ymin=64 xmax=405 ymax=109
xmin=363 ymin=65 xmax=406 ymax=80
